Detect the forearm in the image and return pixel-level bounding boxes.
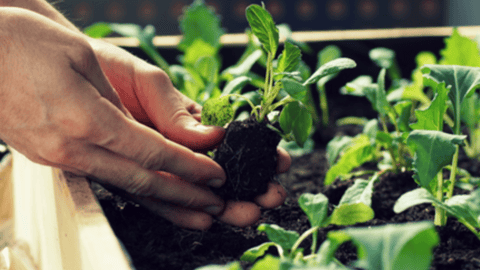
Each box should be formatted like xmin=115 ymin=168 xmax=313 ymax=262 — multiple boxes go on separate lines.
xmin=0 ymin=0 xmax=79 ymax=32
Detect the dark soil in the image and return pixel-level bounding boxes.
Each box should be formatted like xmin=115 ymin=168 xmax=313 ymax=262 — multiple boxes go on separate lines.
xmin=95 ymin=139 xmax=480 ymax=270
xmin=212 ymin=117 xmax=281 ymax=201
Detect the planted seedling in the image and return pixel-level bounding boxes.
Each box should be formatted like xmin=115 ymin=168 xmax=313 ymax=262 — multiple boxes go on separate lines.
xmin=201 ymin=4 xmax=356 ymax=201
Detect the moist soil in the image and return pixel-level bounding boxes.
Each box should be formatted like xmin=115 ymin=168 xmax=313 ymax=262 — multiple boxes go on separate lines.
xmin=94 ymin=123 xmax=480 ymax=270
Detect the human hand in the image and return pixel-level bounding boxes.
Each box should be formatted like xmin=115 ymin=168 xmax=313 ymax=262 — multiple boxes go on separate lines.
xmin=88 ymin=38 xmax=291 ymax=229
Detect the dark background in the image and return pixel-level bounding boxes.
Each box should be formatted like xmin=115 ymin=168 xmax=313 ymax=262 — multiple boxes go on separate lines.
xmin=56 ymin=0 xmax=447 ymax=35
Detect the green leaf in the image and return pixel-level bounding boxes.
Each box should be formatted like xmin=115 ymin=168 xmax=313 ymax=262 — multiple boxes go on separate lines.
xmin=196 ymin=262 xmax=242 ymax=270
xmin=240 ymin=242 xmax=276 ymax=262
xmin=83 ymin=22 xmax=112 ymax=38
xmin=326 ymin=136 xmax=353 ymax=166
xmin=281 ymin=78 xmax=307 ymax=101
xmin=245 ymin=4 xmax=279 ymax=55
xmin=394 ymin=101 xmax=413 ymax=132
xmin=422 ymin=64 xmax=480 ymax=133
xmin=341 ymin=76 xmax=375 ymax=96
xmin=222 ymin=76 xmax=252 ymax=95
xmin=330 ymin=203 xmax=374 ymax=226
xmin=178 ymin=0 xmax=224 ymax=51
xmin=251 ymin=255 xmax=280 ymax=270
xmin=394 ymin=188 xmax=436 ymax=214
xmin=304 ymin=58 xmax=356 ymax=86
xmin=369 ymin=47 xmax=396 ymax=69
xmin=298 ymin=193 xmax=330 ymax=228
xmin=344 ymin=222 xmax=438 ymax=270
xmin=366 ymin=68 xmax=390 ymax=116
xmin=278 ymin=138 xmax=314 ymax=157
xmin=403 ymin=52 xmax=436 ymax=105
xmin=318 ymin=45 xmax=342 ymax=68
xmin=461 ymin=92 xmax=480 ymax=130
xmin=440 ymin=28 xmax=480 ymax=67
xmin=222 ymin=50 xmax=263 ymax=79
xmin=325 ymin=135 xmax=376 ymax=185
xmin=316 ymin=232 xmax=352 ymax=268
xmin=410 ymin=82 xmax=449 ymax=131
xmin=338 ymin=174 xmax=380 ymax=207
xmin=406 ymin=130 xmax=466 ymax=188
xmin=195 ymin=56 xmax=219 ymax=82
xmin=201 ymin=96 xmax=234 ymax=126
xmin=184 ymin=39 xmax=218 ymax=66
xmin=275 ymin=42 xmax=302 ymax=74
xmin=257 ymin=224 xmax=299 ymax=251
xmin=279 ymin=102 xmax=312 ymax=147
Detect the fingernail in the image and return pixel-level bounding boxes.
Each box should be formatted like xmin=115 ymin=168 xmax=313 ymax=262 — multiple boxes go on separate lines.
xmin=207 ymin=178 xmax=224 ymax=188
xmin=204 ymin=205 xmax=223 ymax=215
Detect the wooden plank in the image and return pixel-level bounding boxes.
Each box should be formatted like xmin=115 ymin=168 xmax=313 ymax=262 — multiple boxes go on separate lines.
xmin=11 ymin=150 xmax=133 ymax=270
xmin=101 ymin=26 xmax=480 ymax=48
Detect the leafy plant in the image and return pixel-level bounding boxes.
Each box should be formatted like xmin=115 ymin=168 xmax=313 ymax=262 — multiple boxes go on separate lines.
xmin=201 ymin=4 xmax=356 ymax=147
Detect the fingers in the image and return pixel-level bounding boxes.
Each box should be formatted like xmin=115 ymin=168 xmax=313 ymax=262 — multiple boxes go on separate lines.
xmin=277 ymin=147 xmax=292 ymax=173
xmin=217 ymin=201 xmax=261 ymax=228
xmin=255 ymin=182 xmax=287 ymax=209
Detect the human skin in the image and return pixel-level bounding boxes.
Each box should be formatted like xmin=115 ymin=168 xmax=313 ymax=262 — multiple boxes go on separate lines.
xmin=0 ymin=3 xmax=290 ymax=230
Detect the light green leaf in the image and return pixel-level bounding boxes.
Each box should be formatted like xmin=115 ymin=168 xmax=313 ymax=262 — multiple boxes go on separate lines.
xmin=246 ymin=4 xmax=279 ymax=55
xmin=440 ymin=28 xmax=480 ymax=67
xmin=281 ymin=78 xmax=307 ymax=101
xmin=461 ymin=92 xmax=480 ymax=130
xmin=201 ymin=96 xmax=234 ymax=127
xmin=406 ymin=130 xmax=466 ymax=188
xmin=330 ymin=203 xmax=374 ymax=226
xmin=422 ymin=64 xmax=480 ymax=133
xmin=341 ymin=76 xmax=375 ymax=96
xmin=240 ymin=242 xmax=276 ymax=262
xmin=298 ymin=193 xmax=330 ymax=228
xmin=222 ymin=76 xmax=252 ymax=95
xmin=394 ymin=101 xmax=413 ymax=132
xmin=326 ymin=136 xmax=353 ymax=166
xmin=369 ymin=47 xmax=396 ymax=69
xmin=344 ymin=222 xmax=439 ymax=270
xmin=179 ymin=0 xmax=224 ymax=51
xmin=279 ymin=138 xmax=314 ymax=157
xmin=338 ymin=174 xmax=380 ymax=207
xmin=325 ymin=135 xmax=376 ymax=185
xmin=257 ymin=224 xmax=299 ymax=251
xmin=222 ymin=50 xmax=263 ymax=79
xmin=304 ymin=58 xmax=356 ymax=86
xmin=279 ymin=102 xmax=312 ymax=147
xmin=251 ymin=255 xmax=280 ymax=270
xmin=195 ymin=56 xmax=219 ymax=82
xmin=83 ymin=22 xmax=112 ymax=38
xmin=317 ymin=45 xmax=342 ymax=86
xmin=276 ymin=42 xmax=302 ymax=74
xmin=393 ymin=188 xmax=437 ymax=213
xmin=195 ymin=262 xmax=242 ymax=270
xmin=403 ymin=52 xmax=436 ymax=105
xmin=316 ymin=231 xmax=352 ymax=268
xmin=184 ymin=39 xmax=218 ymax=66
xmin=366 ymin=68 xmax=390 ymax=116
xmin=410 ymin=82 xmax=449 ymax=131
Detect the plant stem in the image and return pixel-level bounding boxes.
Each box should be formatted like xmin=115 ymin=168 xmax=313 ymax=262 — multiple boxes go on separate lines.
xmin=290 ymin=226 xmax=319 ymax=256
xmin=459 ymin=219 xmax=480 ymax=241
xmin=380 ymin=116 xmax=399 ymax=172
xmin=446 ymin=145 xmax=460 ymax=199
xmin=318 ymin=84 xmax=329 ymax=126
xmin=434 ymin=171 xmax=447 ymax=226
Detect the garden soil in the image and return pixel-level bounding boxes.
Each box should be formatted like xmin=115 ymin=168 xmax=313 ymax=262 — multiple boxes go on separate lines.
xmin=94 ymin=128 xmax=480 ymax=270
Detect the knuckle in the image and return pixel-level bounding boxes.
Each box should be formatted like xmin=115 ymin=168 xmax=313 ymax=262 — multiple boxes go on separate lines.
xmin=123 ymin=172 xmax=155 ymax=197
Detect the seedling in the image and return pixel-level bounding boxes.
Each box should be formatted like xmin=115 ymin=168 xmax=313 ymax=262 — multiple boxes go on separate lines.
xmin=201 ymin=4 xmax=355 ymax=201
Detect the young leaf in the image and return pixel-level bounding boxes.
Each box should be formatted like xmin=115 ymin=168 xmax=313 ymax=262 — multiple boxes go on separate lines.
xmin=440 ymin=28 xmax=480 ymax=67
xmin=240 ymin=242 xmax=277 ymax=263
xmin=195 ymin=56 xmax=219 ymax=82
xmin=402 ymin=52 xmax=436 ymax=105
xmin=245 ymin=4 xmax=279 ymax=56
xmin=183 ymin=39 xmax=218 ymax=66
xmin=325 ymin=135 xmax=376 ymax=185
xmin=281 ymin=78 xmax=307 ymax=101
xmin=279 ymin=102 xmax=312 ymax=147
xmin=83 ymin=22 xmax=112 ymax=38
xmin=196 ymin=262 xmax=242 ymax=270
xmin=326 ymin=136 xmax=353 ymax=166
xmin=341 ymin=76 xmax=375 ymax=96
xmin=178 ymin=0 xmax=224 ymax=51
xmin=222 ymin=50 xmax=263 ymax=79
xmin=275 ymin=42 xmax=302 ymax=75
xmin=394 ymin=101 xmax=413 ymax=132
xmin=406 ymin=130 xmax=466 ymax=188
xmin=251 ymin=255 xmax=280 ymax=270
xmin=201 ymin=96 xmax=234 ymax=127
xmin=369 ymin=47 xmax=396 ymax=69
xmin=303 ymin=58 xmax=356 ymax=86
xmin=298 ymin=193 xmax=330 ymax=228
xmin=410 ymin=82 xmax=449 ymax=131
xmin=316 ymin=231 xmax=352 ymax=268
xmin=422 ymin=64 xmax=480 ymax=133
xmin=222 ymin=76 xmax=252 ymax=95
xmin=365 ymin=68 xmax=390 ymax=116
xmin=330 ymin=203 xmax=374 ymax=226
xmin=257 ymin=224 xmax=300 ymax=251
xmin=338 ymin=174 xmax=380 ymax=207
xmin=317 ymin=45 xmax=342 ymax=86
xmin=344 ymin=222 xmax=439 ymax=270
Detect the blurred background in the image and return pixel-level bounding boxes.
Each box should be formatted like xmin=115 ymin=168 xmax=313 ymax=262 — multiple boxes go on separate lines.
xmin=55 ymin=0 xmax=479 ymax=35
